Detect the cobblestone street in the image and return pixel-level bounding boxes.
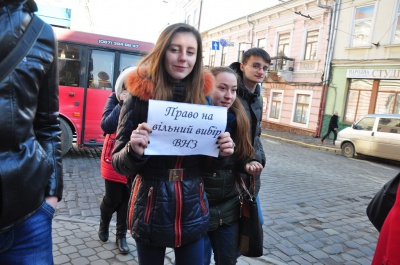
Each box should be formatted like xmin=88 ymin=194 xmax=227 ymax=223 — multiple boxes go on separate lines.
xmin=52 ymin=130 xmax=400 ymax=264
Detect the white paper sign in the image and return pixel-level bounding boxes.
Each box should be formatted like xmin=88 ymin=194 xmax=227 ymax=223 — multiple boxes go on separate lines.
xmin=145 ymin=100 xmax=227 ymax=157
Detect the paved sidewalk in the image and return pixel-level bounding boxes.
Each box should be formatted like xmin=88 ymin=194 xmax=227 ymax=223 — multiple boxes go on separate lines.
xmin=51 ymin=129 xmax=341 ymax=265
xmin=262 ymin=129 xmax=340 ymax=153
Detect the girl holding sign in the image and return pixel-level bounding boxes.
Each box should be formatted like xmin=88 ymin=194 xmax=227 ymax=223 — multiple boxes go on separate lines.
xmin=204 ymin=66 xmax=263 ymax=264
xmin=111 ymin=23 xmax=234 ymax=265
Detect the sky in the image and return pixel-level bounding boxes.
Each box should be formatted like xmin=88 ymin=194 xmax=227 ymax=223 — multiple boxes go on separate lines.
xmin=36 ymin=0 xmax=280 ymax=43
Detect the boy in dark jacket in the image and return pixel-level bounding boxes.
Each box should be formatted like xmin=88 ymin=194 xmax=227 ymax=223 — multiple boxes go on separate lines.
xmin=229 ymin=47 xmax=270 ymax=195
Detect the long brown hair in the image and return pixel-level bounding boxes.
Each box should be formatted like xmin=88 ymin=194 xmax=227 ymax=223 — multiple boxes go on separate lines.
xmin=136 ymin=23 xmax=206 ymax=104
xmin=210 ymin=67 xmax=254 ymax=161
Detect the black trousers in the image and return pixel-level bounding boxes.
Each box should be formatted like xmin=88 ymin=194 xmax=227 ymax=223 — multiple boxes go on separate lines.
xmin=101 ymin=179 xmax=130 ymax=236
xmin=321 ymin=128 xmax=337 ymax=143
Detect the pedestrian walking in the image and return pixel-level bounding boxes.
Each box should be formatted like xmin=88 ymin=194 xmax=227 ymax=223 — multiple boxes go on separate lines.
xmin=203 ymin=66 xmax=263 ymax=265
xmin=321 ymin=111 xmax=339 ymax=145
xmin=98 ymin=81 xmax=130 ymax=254
xmin=0 ymin=0 xmax=63 ymax=264
xmin=111 ymin=23 xmax=235 ymax=265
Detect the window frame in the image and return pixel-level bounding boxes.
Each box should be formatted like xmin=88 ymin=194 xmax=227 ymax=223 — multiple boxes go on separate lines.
xmin=290 ymin=90 xmax=313 ymax=128
xmin=237 ymin=42 xmax=246 ymax=62
xmin=304 ymin=29 xmax=319 ymax=60
xmin=392 ymin=1 xmax=400 ymax=43
xmin=209 ymin=54 xmax=215 ymax=67
xmin=351 ymin=5 xmax=376 ymax=46
xmin=268 ymin=89 xmax=284 ymax=121
xmin=257 ymin=38 xmax=266 ymax=50
xmin=276 ymin=32 xmax=290 ymax=56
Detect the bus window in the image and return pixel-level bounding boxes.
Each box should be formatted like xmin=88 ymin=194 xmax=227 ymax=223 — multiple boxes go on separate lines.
xmin=58 ymin=44 xmax=80 ymax=87
xmin=119 ymin=53 xmax=142 ymax=72
xmin=88 ymin=50 xmax=115 ymax=90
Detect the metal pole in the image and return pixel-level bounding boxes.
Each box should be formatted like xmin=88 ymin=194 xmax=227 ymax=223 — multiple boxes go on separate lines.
xmin=197 ymin=0 xmax=203 ymax=31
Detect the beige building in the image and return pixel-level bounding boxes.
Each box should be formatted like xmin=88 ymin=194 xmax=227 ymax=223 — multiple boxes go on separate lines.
xmin=328 ymin=0 xmax=400 ymax=134
xmin=199 ymin=0 xmax=336 ymax=136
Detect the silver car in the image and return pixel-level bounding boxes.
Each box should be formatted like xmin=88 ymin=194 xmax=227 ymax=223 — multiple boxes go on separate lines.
xmin=335 ymin=114 xmax=400 ymax=161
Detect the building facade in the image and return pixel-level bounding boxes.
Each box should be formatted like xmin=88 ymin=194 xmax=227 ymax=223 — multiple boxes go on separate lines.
xmin=200 ymin=0 xmax=336 ymax=136
xmin=328 ymin=0 xmax=400 ymax=134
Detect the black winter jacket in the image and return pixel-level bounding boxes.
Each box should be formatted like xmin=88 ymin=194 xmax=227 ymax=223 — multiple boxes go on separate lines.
xmin=329 ymin=114 xmax=338 ymax=130
xmin=230 ymin=62 xmax=266 ymax=194
xmin=112 ymin=67 xmax=223 ymax=248
xmin=0 ymin=2 xmax=63 ymax=231
xmin=101 ymin=92 xmax=122 ymax=135
xmin=204 ymin=112 xmax=255 ymax=231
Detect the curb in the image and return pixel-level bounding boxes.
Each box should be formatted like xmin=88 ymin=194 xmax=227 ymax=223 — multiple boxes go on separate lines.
xmin=262 ymin=133 xmax=341 ymax=154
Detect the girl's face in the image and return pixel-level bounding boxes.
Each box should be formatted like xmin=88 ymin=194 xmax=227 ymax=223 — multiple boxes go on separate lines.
xmin=212 ymin=72 xmax=237 ymax=108
xmin=164 ymin=32 xmax=198 ymax=81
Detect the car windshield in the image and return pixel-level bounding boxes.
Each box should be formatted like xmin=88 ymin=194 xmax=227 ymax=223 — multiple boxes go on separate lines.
xmin=354 ymin=117 xmax=375 ymax=131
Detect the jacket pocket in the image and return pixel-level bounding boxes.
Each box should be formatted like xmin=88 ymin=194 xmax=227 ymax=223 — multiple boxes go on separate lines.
xmin=128 ymin=175 xmax=141 ymax=233
xmin=144 ymin=187 xmax=154 ymax=223
xmin=103 ymin=133 xmax=116 ymax=164
xmin=199 ymin=183 xmax=208 ymax=215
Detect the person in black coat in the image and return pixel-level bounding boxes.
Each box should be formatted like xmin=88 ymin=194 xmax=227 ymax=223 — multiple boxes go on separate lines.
xmin=0 ymin=1 xmax=63 ymax=264
xmin=321 ymin=111 xmax=339 ymax=145
xmin=98 ymin=89 xmax=130 ymax=254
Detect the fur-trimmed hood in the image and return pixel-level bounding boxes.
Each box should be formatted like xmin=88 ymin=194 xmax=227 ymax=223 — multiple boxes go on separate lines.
xmin=124 ymin=67 xmax=214 ymax=101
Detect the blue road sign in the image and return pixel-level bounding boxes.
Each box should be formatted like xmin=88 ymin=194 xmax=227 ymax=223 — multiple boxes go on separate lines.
xmin=220 ymin=39 xmax=227 ymax=47
xmin=212 ymin=41 xmax=220 ymax=50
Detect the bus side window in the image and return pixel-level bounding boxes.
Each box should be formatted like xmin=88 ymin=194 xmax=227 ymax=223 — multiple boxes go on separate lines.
xmin=58 ymin=43 xmax=81 ymax=87
xmin=89 ymin=50 xmax=115 ymax=90
xmin=59 ymin=60 xmax=80 ymax=86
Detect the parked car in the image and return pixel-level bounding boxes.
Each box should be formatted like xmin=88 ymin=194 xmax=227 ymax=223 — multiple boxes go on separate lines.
xmin=335 ymin=114 xmax=400 ymax=161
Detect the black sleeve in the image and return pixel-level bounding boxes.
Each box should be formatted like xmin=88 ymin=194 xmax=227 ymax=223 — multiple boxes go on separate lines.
xmin=112 ymin=94 xmax=149 ymax=176
xmin=100 ymin=93 xmax=121 ymax=134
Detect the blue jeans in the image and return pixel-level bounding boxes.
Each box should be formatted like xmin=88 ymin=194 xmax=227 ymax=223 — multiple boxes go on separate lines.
xmin=0 ymin=201 xmax=55 ymax=265
xmin=136 ymin=236 xmax=204 ymax=265
xmin=205 ymin=221 xmax=239 ymax=265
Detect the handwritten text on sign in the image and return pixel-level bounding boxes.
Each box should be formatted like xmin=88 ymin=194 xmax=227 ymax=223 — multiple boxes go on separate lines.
xmin=145 ymin=100 xmax=227 ymax=157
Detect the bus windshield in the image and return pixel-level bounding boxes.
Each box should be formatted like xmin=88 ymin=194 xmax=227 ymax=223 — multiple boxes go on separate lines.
xmin=54 ymin=27 xmax=154 ymax=155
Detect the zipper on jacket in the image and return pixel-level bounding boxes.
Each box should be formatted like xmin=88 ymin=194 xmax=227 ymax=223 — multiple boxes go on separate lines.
xmin=128 ymin=175 xmax=141 ymax=233
xmin=144 ymin=187 xmax=154 ymax=223
xmin=105 ymin=139 xmax=116 ymax=163
xmin=217 ymin=207 xmax=222 ymax=225
xmin=174 ymin=156 xmax=183 ymax=247
xmin=174 ymin=181 xmax=183 ymax=247
xmin=199 ymin=182 xmax=207 ymax=215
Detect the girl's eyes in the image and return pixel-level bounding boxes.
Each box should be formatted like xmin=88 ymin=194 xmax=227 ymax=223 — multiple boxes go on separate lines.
xmin=218 ymin=86 xmax=237 ymax=94
xmin=169 ymin=47 xmax=196 ymax=55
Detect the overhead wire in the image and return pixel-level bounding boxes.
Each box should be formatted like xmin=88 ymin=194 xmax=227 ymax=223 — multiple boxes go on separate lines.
xmin=277 ymin=0 xmax=400 ymax=47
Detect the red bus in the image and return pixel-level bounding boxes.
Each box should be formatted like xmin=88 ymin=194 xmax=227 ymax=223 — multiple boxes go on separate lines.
xmin=53 ymin=27 xmax=154 ymax=155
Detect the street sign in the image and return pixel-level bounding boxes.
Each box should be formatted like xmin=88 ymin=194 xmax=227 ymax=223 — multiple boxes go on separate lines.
xmin=220 ymin=39 xmax=227 ymax=47
xmin=211 ymin=41 xmax=220 ymax=50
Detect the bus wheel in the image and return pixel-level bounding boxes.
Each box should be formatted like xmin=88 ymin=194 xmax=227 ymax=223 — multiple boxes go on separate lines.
xmin=60 ymin=118 xmax=73 ymax=156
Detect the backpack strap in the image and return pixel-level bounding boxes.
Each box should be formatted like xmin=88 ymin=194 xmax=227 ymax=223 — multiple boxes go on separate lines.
xmin=0 ymin=15 xmax=45 ymax=82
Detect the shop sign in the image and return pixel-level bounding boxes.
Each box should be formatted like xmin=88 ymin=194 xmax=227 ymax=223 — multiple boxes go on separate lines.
xmin=347 ymin=69 xmax=400 ymax=79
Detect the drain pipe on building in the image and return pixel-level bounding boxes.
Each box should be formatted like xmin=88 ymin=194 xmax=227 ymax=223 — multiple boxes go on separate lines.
xmin=246 ymin=15 xmax=255 ymax=47
xmin=315 ymin=0 xmax=341 ymax=137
